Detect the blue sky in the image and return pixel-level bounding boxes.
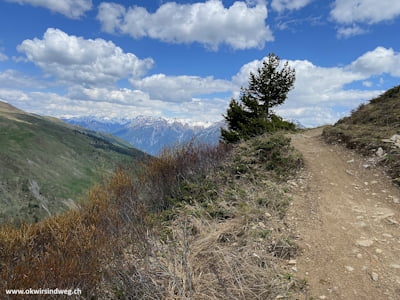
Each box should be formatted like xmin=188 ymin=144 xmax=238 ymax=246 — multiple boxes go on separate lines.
xmin=0 ymin=0 xmax=399 ymax=127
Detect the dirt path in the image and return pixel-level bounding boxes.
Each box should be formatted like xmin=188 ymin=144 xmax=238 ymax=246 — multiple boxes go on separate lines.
xmin=289 ymin=128 xmax=400 ymax=300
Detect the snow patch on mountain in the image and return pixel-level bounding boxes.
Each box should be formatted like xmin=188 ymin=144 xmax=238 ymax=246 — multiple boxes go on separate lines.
xmin=64 ymin=116 xmax=224 ymax=155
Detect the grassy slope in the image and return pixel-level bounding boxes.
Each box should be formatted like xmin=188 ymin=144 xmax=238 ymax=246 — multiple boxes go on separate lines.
xmin=0 ymin=102 xmax=146 ymax=224
xmin=103 ymin=133 xmax=306 ymax=299
xmin=323 ymin=85 xmax=400 ymax=183
xmin=0 ymin=131 xmax=305 ymax=299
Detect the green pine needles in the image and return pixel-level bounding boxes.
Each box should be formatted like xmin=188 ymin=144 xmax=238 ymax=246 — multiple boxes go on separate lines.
xmin=221 ymin=53 xmax=296 ymax=143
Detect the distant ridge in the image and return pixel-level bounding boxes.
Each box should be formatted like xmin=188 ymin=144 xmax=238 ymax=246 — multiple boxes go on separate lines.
xmin=65 ymin=116 xmax=224 ymax=155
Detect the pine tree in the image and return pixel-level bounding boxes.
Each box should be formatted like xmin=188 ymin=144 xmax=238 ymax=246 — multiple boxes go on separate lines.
xmin=221 ymin=53 xmax=296 ymax=143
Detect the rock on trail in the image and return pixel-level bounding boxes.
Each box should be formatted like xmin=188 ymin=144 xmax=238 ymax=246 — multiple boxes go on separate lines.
xmin=288 ymin=128 xmax=400 ymax=300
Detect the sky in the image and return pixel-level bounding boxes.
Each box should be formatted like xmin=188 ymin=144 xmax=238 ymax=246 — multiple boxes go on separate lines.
xmin=0 ymin=0 xmax=399 ymax=127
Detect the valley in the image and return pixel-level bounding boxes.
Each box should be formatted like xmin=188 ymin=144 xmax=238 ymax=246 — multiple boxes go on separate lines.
xmin=0 ymin=101 xmax=146 ymax=224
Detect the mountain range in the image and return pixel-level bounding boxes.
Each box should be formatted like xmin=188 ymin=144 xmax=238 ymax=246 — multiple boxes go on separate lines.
xmin=64 ymin=116 xmax=224 ymax=155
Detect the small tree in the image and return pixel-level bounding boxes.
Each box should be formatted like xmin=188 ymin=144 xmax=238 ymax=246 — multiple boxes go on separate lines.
xmin=221 ymin=53 xmax=295 ymax=143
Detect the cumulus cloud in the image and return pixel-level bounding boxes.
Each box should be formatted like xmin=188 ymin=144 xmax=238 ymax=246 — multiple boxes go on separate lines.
xmin=97 ymin=0 xmax=273 ymax=50
xmin=130 ymin=74 xmax=234 ymax=102
xmin=5 ymin=0 xmax=92 ymax=18
xmin=231 ymin=52 xmax=388 ymax=127
xmin=0 ymin=87 xmax=229 ymax=124
xmin=348 ymin=46 xmax=400 ymax=77
xmin=65 ymin=86 xmax=230 ymax=122
xmin=17 ymin=28 xmax=154 ymax=87
xmin=336 ymin=25 xmax=368 ymax=39
xmin=331 ymin=0 xmax=400 ymax=24
xmin=271 ymin=0 xmax=313 ymax=12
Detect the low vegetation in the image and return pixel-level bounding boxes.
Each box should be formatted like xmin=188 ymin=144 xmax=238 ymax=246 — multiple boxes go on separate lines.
xmin=323 ymin=85 xmax=400 ymax=184
xmin=1 ymin=132 xmax=304 ymax=299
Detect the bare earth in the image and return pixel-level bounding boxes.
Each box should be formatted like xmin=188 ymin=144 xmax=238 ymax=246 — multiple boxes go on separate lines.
xmin=289 ymin=128 xmax=400 ymax=300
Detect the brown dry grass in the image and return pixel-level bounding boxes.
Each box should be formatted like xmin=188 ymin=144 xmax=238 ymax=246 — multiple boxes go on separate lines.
xmin=1 ymin=134 xmax=303 ymax=299
xmin=108 ymin=133 xmax=305 ymax=299
xmin=0 ymin=141 xmax=229 ymax=299
xmin=0 ymin=168 xmax=139 ymax=298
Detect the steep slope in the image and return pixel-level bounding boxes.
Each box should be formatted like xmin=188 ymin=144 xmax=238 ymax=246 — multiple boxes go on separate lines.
xmin=323 ymin=85 xmax=400 ymax=184
xmin=65 ymin=116 xmax=223 ymax=155
xmin=0 ymin=132 xmax=307 ymax=299
xmin=0 ymin=101 xmax=146 ymax=224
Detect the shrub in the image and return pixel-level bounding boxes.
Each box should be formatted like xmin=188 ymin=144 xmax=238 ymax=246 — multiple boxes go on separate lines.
xmin=0 ymin=141 xmax=231 ymax=299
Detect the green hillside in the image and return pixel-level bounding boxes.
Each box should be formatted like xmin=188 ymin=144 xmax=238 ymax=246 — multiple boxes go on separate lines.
xmin=0 ymin=101 xmax=146 ymax=224
xmin=323 ymin=85 xmax=400 ymax=184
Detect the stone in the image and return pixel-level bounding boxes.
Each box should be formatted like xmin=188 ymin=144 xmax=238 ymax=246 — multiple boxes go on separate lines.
xmin=356 ymin=239 xmax=374 ymax=247
xmin=376 ymin=147 xmax=385 ymax=157
xmin=382 ymin=139 xmax=393 ymax=143
xmin=387 ymin=218 xmax=399 ymax=225
xmin=389 ymin=195 xmax=400 ymax=204
xmin=375 ymin=248 xmax=383 ymax=254
xmin=390 ymin=134 xmax=400 ymax=142
xmin=390 ymin=264 xmax=400 ymax=269
xmin=345 ymin=266 xmax=354 ymax=272
xmin=288 ymin=259 xmax=297 ymax=265
xmin=371 ymin=272 xmax=379 ymax=281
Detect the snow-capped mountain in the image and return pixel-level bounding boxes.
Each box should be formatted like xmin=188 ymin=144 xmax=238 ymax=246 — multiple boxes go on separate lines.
xmin=64 ymin=116 xmax=224 ymax=155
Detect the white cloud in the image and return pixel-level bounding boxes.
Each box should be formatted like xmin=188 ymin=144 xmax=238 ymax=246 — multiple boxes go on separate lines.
xmin=336 ymin=25 xmax=368 ymax=39
xmin=97 ymin=0 xmax=273 ymax=50
xmin=362 ymin=81 xmax=373 ymax=87
xmin=348 ymin=46 xmax=400 ymax=77
xmin=231 ymin=52 xmax=391 ymax=127
xmin=5 ymin=42 xmax=400 ymax=127
xmin=6 ymin=0 xmax=92 ymax=18
xmin=65 ymin=86 xmax=230 ymax=122
xmin=0 ymin=87 xmax=228 ymax=124
xmin=17 ymin=28 xmax=154 ymax=87
xmin=276 ymin=106 xmax=345 ymax=127
xmin=271 ymin=0 xmax=313 ymax=12
xmin=0 ymin=50 xmax=8 ymax=61
xmin=0 ymin=69 xmax=49 ymax=89
xmin=0 ymin=88 xmax=30 ymax=102
xmin=67 ymin=86 xmax=152 ymax=106
xmin=331 ymin=0 xmax=400 ymax=24
xmin=130 ymin=74 xmax=234 ymax=102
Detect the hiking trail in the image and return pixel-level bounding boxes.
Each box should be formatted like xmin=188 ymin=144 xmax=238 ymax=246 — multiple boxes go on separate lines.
xmin=288 ymin=128 xmax=400 ymax=299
